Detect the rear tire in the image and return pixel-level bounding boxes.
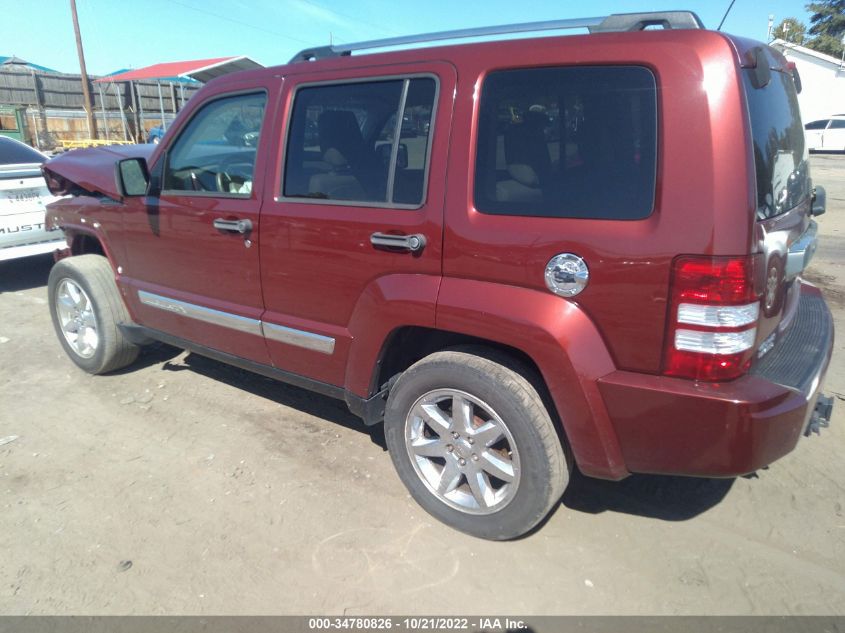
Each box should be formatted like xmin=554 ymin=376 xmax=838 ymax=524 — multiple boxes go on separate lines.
xmin=384 ymin=347 xmax=569 ymax=540
xmin=48 ymin=254 xmax=140 ymax=374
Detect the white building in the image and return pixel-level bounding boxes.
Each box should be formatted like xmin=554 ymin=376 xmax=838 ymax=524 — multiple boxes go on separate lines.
xmin=770 ymin=39 xmax=845 ymax=123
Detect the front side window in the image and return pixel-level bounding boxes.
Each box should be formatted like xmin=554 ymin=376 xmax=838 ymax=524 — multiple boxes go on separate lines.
xmin=164 ymin=92 xmax=267 ymax=195
xmin=474 ymin=66 xmax=657 ymax=220
xmin=283 ymin=77 xmax=436 ymax=206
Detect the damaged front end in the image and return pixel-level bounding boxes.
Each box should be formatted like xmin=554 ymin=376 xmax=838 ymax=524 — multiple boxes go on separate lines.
xmin=42 ymin=144 xmax=155 ymax=201
xmin=41 ymin=144 xmax=155 ymax=261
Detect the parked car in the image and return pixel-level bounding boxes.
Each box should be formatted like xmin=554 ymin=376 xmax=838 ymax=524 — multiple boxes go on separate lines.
xmin=41 ymin=11 xmax=834 ymax=540
xmin=804 ymin=115 xmax=845 ymax=152
xmin=0 ymin=136 xmax=65 ymax=262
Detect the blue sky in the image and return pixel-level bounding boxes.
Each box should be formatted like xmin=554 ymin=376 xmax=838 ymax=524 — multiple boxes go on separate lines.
xmin=2 ymin=0 xmax=818 ymax=75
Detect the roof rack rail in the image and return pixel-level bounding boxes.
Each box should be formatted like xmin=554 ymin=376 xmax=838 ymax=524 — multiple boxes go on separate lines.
xmin=588 ymin=11 xmax=705 ymax=33
xmin=289 ymin=11 xmax=705 ymax=63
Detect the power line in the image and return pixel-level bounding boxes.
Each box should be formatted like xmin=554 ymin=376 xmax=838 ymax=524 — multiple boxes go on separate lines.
xmin=168 ymin=0 xmax=313 ymax=45
xmin=300 ymin=0 xmax=401 ymax=36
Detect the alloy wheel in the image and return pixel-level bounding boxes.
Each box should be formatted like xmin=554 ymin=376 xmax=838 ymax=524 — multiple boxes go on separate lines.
xmin=55 ymin=278 xmax=99 ymax=359
xmin=404 ymin=388 xmax=521 ymax=515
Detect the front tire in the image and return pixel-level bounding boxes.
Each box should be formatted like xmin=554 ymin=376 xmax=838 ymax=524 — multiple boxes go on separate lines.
xmin=384 ymin=348 xmax=569 ymax=540
xmin=48 ymin=255 xmax=140 ymax=374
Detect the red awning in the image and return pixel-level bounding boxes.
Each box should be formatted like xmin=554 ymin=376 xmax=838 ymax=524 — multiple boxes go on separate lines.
xmin=94 ymin=56 xmax=262 ymax=84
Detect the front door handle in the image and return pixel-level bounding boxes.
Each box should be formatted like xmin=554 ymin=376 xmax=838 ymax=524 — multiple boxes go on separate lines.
xmin=213 ymin=218 xmax=252 ymax=234
xmin=370 ymin=232 xmax=426 ymax=253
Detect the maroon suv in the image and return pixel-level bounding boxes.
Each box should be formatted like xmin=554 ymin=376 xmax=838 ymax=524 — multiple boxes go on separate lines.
xmin=42 ymin=11 xmax=834 ymax=539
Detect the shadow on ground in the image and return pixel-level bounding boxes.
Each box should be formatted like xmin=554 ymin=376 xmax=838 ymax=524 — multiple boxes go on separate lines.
xmin=163 ymin=351 xmax=387 ymax=450
xmin=112 ymin=342 xmax=184 ymax=373
xmin=562 ymin=468 xmax=734 ymax=521
xmin=0 ymin=254 xmax=54 ymax=293
xmin=133 ymin=344 xmax=733 ymax=522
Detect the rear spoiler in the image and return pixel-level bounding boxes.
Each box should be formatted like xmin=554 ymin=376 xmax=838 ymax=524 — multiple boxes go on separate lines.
xmin=727 ymin=36 xmax=800 ymax=91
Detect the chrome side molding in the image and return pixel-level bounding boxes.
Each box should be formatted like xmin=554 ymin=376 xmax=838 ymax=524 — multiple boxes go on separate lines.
xmin=138 ymin=290 xmax=263 ymax=336
xmin=261 ymin=322 xmax=335 ymax=355
xmin=138 ymin=290 xmax=335 ymax=354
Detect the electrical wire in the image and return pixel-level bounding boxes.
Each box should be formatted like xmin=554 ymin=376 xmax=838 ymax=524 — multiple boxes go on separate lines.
xmin=300 ymin=0 xmax=402 ymax=36
xmin=168 ymin=0 xmax=313 ymax=45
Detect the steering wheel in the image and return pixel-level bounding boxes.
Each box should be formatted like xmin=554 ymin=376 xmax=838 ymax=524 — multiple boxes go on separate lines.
xmin=216 ymin=170 xmax=234 ymax=193
xmin=215 ymin=155 xmax=254 ymax=193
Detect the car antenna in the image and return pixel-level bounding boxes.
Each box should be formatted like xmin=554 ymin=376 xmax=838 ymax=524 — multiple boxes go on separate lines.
xmin=717 ymin=0 xmax=738 ymax=30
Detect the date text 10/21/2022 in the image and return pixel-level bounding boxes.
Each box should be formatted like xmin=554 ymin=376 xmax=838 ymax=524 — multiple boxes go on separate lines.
xmin=307 ymin=617 xmax=528 ymax=630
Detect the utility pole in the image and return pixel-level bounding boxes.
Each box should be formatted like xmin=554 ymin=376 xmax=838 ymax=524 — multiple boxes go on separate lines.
xmin=70 ymin=0 xmax=98 ymax=139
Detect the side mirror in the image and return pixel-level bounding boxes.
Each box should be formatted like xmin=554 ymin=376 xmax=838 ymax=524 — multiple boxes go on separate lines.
xmin=116 ymin=158 xmax=150 ymax=197
xmin=811 ymin=185 xmax=826 ymax=216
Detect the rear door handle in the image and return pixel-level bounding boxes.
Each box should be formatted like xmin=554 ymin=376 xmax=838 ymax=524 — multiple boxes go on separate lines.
xmin=370 ymin=232 xmax=426 ymax=253
xmin=213 ymin=218 xmax=252 ymax=234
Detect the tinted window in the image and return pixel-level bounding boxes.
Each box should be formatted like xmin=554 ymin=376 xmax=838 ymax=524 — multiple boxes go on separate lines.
xmin=283 ymin=77 xmax=436 ymax=206
xmin=743 ymin=70 xmax=810 ymax=219
xmin=474 ymin=66 xmax=657 ymax=220
xmin=830 ymin=119 xmax=845 ymax=129
xmin=0 ymin=137 xmax=44 ymax=165
xmin=804 ymin=119 xmax=830 ymax=130
xmin=164 ymin=92 xmax=266 ymax=195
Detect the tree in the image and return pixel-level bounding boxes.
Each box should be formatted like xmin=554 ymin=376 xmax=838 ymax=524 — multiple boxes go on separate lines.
xmin=773 ymin=17 xmax=807 ymax=44
xmin=804 ymin=0 xmax=844 ymax=57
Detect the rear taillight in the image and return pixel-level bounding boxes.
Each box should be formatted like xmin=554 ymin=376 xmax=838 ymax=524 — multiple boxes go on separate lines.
xmin=663 ymin=255 xmax=763 ymax=381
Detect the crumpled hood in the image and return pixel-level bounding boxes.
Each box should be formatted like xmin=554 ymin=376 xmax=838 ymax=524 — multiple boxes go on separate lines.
xmin=42 ymin=144 xmax=156 ymax=199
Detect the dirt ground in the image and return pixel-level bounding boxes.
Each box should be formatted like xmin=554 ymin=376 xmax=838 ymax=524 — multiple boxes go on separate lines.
xmin=1 ymin=155 xmax=844 ymax=616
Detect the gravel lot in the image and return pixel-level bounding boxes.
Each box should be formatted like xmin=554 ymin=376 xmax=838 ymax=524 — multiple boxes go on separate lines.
xmin=1 ymin=155 xmax=844 ymax=616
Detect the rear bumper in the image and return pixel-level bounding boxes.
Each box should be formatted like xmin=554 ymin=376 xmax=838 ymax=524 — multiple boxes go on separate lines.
xmin=598 ymin=282 xmax=834 ymax=477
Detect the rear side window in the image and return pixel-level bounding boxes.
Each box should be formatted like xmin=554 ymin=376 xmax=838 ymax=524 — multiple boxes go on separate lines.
xmin=830 ymin=119 xmax=845 ymax=129
xmin=0 ymin=137 xmax=44 ymax=165
xmin=743 ymin=70 xmax=809 ymax=219
xmin=283 ymin=77 xmax=437 ymax=207
xmin=474 ymin=66 xmax=657 ymax=220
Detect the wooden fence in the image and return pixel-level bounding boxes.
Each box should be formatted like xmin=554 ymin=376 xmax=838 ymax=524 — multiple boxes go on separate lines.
xmin=0 ymin=64 xmax=200 ymax=147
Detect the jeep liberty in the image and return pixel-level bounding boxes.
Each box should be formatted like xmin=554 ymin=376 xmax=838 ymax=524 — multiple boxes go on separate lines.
xmin=41 ymin=11 xmax=834 ymax=539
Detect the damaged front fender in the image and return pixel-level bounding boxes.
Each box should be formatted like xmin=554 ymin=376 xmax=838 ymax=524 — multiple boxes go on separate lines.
xmin=41 ymin=144 xmax=155 ymax=199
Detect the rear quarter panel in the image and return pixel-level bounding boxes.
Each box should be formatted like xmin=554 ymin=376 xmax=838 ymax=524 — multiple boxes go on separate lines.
xmin=443 ymin=30 xmax=756 ymax=374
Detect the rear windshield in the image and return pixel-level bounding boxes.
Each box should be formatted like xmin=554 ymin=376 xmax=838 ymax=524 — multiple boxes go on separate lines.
xmin=742 ymin=69 xmax=810 ymax=220
xmin=474 ymin=65 xmax=657 ymax=220
xmin=0 ymin=137 xmax=44 ymax=165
